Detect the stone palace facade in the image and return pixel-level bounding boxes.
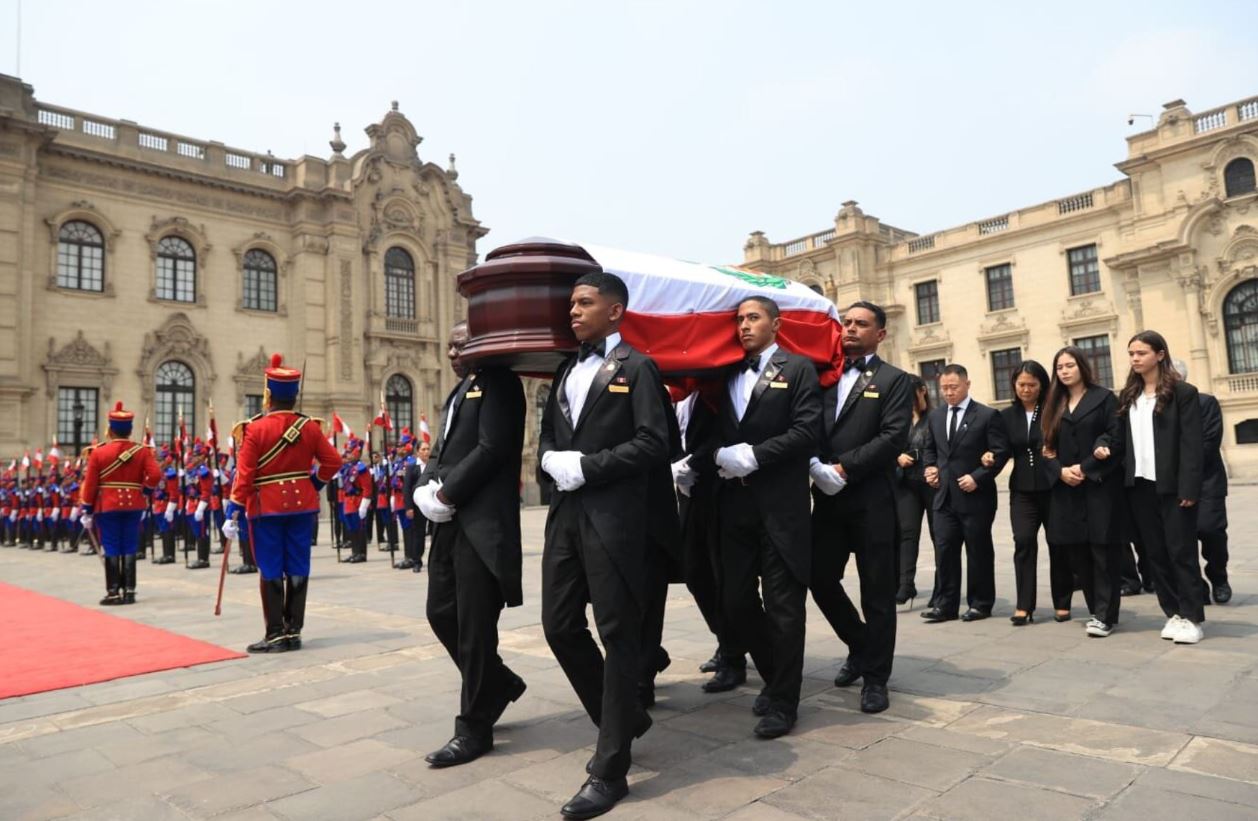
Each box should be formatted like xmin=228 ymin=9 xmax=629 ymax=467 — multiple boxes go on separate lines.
xmin=743 ymin=93 xmax=1258 ymax=478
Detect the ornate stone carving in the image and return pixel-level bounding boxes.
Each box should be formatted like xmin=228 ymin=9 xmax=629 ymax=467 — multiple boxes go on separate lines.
xmin=42 ymin=163 xmax=285 ymax=220
xmin=1058 ymin=297 xmax=1119 ymax=344
xmin=135 ymin=313 xmax=217 ymax=407
xmin=232 ymin=347 xmax=269 ymax=404
xmin=144 ymin=215 xmax=211 ymax=262
xmin=43 ymin=331 xmax=118 ymax=399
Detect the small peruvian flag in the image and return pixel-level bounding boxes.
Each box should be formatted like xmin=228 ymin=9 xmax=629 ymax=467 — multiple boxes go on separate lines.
xmin=373 ymin=410 xmax=393 ymax=431
xmin=332 ymin=412 xmax=352 ymax=438
xmin=418 ymin=414 xmax=431 ymax=444
xmin=48 ymin=439 xmax=62 ymax=464
xmin=21 ymin=451 xmax=31 ymax=470
xmin=32 ymin=449 xmax=43 ymax=470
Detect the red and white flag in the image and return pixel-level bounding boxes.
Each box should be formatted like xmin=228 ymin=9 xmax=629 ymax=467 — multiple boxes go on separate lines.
xmin=21 ymin=451 xmax=30 ymax=470
xmin=332 ymin=412 xmax=352 ymax=438
xmin=32 ymin=449 xmax=43 ymax=470
xmin=48 ymin=440 xmax=62 ymax=464
xmin=418 ymin=414 xmax=431 ymax=444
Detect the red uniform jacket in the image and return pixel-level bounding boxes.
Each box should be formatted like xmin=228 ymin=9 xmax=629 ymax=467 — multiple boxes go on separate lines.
xmin=230 ymin=412 xmax=340 ymax=519
xmin=80 ymin=439 xmax=161 ymax=513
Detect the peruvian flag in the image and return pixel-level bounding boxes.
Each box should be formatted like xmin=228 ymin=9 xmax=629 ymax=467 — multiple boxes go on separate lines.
xmin=32 ymin=449 xmax=43 ymax=470
xmin=418 ymin=414 xmax=431 ymax=444
xmin=332 ymin=412 xmax=352 ymax=438
xmin=373 ymin=409 xmax=393 ymax=431
xmin=563 ymin=241 xmax=844 ymax=386
xmin=48 ymin=440 xmax=62 ymax=465
xmin=21 ymin=451 xmax=30 ymax=470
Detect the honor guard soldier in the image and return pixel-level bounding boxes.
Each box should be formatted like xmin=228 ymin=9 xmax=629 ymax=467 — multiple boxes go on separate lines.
xmin=224 ymin=354 xmax=341 ymax=653
xmin=80 ymin=402 xmax=162 ymax=605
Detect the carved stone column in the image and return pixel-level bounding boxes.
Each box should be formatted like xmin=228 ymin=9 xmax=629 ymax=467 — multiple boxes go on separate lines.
xmin=1178 ymin=268 xmax=1212 ymax=385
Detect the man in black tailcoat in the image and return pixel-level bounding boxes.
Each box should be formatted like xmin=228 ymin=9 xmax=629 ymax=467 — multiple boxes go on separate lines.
xmin=809 ymin=301 xmax=911 ymax=714
xmin=415 ymin=321 xmax=528 ymax=768
xmin=538 ymin=271 xmax=669 ymax=819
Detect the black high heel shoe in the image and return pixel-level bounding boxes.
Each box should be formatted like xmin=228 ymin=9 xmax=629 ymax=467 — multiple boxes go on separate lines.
xmin=895 ymin=584 xmax=917 ymax=607
xmin=1010 ymin=612 xmax=1034 ymax=626
xmin=1053 ymin=611 xmax=1071 ymax=623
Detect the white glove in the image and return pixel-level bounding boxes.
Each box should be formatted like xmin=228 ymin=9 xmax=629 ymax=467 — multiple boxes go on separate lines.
xmin=51 ymin=508 xmax=60 ymax=521
xmin=809 ymin=458 xmax=847 ymax=496
xmin=194 ymin=500 xmax=207 ymax=522
xmin=221 ymin=518 xmax=239 ymax=542
xmin=177 ymin=468 xmax=185 ymax=478
xmin=541 ymin=450 xmax=586 ymax=492
xmin=672 ymin=456 xmax=697 ymax=497
xmin=715 ymin=443 xmax=759 ymax=479
xmin=416 ymin=481 xmax=456 ymax=523
xmin=80 ymin=513 xmax=94 ymax=530
xmin=164 ymin=505 xmax=176 ymax=522
xmin=36 ymin=510 xmax=43 ymax=522
xmin=70 ymin=508 xmax=81 ymax=523
xmin=358 ymin=498 xmax=370 ymax=519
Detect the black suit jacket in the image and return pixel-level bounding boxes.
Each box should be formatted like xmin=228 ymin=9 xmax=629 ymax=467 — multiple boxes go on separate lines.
xmin=539 ymin=341 xmax=669 ymax=603
xmin=402 ymin=460 xmax=430 ymax=535
xmin=645 ymin=380 xmax=683 ymax=576
xmin=1117 ymin=381 xmax=1203 ymax=500
xmin=694 ymin=346 xmax=822 ymax=584
xmin=420 ymin=366 xmax=526 ymax=606
xmin=815 ymin=355 xmax=912 ymax=508
xmin=923 ymin=398 xmax=1009 ymax=515
xmin=999 ymin=403 xmax=1055 ymax=493
xmin=1200 ymin=393 xmax=1227 ymax=499
xmin=1042 ymin=387 xmax=1124 ymax=545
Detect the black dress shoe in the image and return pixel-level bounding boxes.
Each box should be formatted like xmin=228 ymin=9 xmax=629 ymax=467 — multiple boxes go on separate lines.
xmin=230 ymin=564 xmax=258 ymax=575
xmin=701 ymin=665 xmax=746 ymax=693
xmin=99 ymin=593 xmax=123 ymax=606
xmin=1142 ymin=582 xmax=1155 ymax=593
xmin=920 ymin=607 xmax=957 ymax=623
xmin=395 ymin=558 xmax=416 ymax=570
xmin=152 ymin=555 xmax=175 ymax=565
xmin=425 ymin=735 xmax=491 ymax=768
xmin=699 ymin=651 xmax=722 ymax=674
xmin=753 ymin=709 xmax=796 ymax=739
xmin=960 ymin=609 xmax=990 ymax=622
xmin=833 ymin=658 xmax=862 ymax=688
xmin=751 ymin=693 xmax=771 ymax=717
xmin=1009 ymin=612 xmax=1034 ymax=626
xmin=1119 ymin=582 xmax=1142 ymax=596
xmin=344 ymin=554 xmax=365 ymax=564
xmin=860 ymin=683 xmax=889 ymax=714
xmin=1213 ymin=582 xmax=1232 ymax=604
xmin=561 ymin=775 xmax=629 ymax=819
xmin=246 ymin=634 xmax=290 ymax=653
xmin=122 ymin=592 xmax=136 ymax=605
xmin=187 ymin=559 xmax=210 ymax=570
xmin=895 ymin=584 xmax=917 ymax=605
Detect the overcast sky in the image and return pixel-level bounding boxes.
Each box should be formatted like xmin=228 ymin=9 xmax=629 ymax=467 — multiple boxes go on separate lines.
xmin=3 ymin=1 xmax=1257 ymax=264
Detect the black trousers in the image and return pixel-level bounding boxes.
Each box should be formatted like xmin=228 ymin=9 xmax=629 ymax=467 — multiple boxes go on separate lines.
xmin=930 ymin=504 xmax=996 ymax=615
xmin=1197 ymin=496 xmax=1229 ymax=586
xmin=1127 ymin=480 xmax=1205 ymax=624
xmin=895 ymin=480 xmax=934 ymax=591
xmin=639 ymin=542 xmax=669 ymax=690
xmin=1059 ymin=542 xmax=1121 ymax=625
xmin=718 ymin=484 xmax=806 ymax=714
xmin=811 ymin=494 xmax=898 ymax=686
xmin=1010 ymin=490 xmax=1072 ymax=612
xmin=402 ymin=516 xmax=418 ymax=563
xmin=680 ymin=493 xmax=741 ymax=664
xmin=1119 ymin=542 xmax=1151 ymax=590
xmin=541 ymin=497 xmax=644 ymax=781
xmin=426 ymin=523 xmax=517 ymax=741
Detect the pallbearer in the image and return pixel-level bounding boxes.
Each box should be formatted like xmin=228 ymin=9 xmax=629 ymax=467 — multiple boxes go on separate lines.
xmin=224 ymin=354 xmax=341 ymax=653
xmin=79 ymin=402 xmax=161 ymax=605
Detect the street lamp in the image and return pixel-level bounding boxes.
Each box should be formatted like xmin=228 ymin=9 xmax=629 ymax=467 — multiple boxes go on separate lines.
xmin=72 ymin=398 xmax=84 ymax=458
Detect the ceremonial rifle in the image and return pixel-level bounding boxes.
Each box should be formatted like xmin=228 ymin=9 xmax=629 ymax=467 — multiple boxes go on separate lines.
xmin=208 ymin=402 xmax=232 ymax=616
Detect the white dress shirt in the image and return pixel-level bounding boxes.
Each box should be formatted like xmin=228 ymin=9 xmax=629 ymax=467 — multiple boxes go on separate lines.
xmin=1131 ymin=392 xmax=1158 ymax=481
xmin=565 ymin=332 xmax=621 ymax=425
xmin=729 ymin=343 xmax=778 ymax=422
xmin=835 ymin=355 xmax=872 ymax=420
xmin=674 ymin=393 xmax=696 ymax=452
xmin=946 ymin=395 xmax=972 ymax=440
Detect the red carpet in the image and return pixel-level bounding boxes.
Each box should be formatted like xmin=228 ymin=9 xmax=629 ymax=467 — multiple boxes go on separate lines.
xmin=0 ymin=581 xmax=245 ymax=699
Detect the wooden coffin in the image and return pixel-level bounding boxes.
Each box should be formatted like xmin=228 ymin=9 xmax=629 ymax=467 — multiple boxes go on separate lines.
xmin=456 ymin=237 xmax=599 ymax=374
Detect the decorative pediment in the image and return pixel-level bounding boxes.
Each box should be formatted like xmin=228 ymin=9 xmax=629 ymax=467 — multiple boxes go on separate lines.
xmin=42 ymin=331 xmax=118 ymax=398
xmin=231 ymin=347 xmax=269 ymax=404
xmin=136 ymin=313 xmax=216 ymax=407
xmin=1219 ymin=223 xmax=1258 ymax=275
xmin=364 ymin=102 xmax=423 ymax=167
xmin=47 ymin=331 xmax=109 ymax=368
xmin=144 ymin=215 xmax=211 ymax=262
xmin=1059 ymin=297 xmax=1119 ymax=343
xmin=977 ymin=312 xmax=1029 ymax=352
xmin=908 ymin=326 xmax=953 ymax=358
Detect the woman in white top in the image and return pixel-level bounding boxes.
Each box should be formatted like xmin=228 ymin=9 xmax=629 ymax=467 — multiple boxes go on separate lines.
xmin=1096 ymin=331 xmax=1205 ymax=644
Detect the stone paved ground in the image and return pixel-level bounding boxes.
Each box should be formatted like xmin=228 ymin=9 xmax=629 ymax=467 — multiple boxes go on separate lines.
xmin=1 ymin=487 xmax=1256 ymax=820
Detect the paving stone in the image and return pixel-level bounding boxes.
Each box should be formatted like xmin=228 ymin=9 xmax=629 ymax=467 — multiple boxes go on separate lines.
xmin=0 ymin=784 xmax=84 ymax=820
xmin=211 ymin=705 xmax=323 ymax=741
xmin=284 ymin=738 xmax=413 ymax=784
xmin=844 ymin=736 xmax=992 ymax=790
xmin=635 ymin=758 xmax=792 ymax=818
xmin=894 ymin=724 xmax=1014 ymax=756
xmin=293 ymin=689 xmax=403 ymax=719
xmin=1098 ymin=784 xmax=1258 ymax=820
xmin=165 ymin=764 xmax=314 ymax=815
xmin=982 ymin=745 xmax=1141 ymax=798
xmin=264 ymin=770 xmax=425 ymax=821
xmin=179 ymin=731 xmax=322 ymax=774
xmin=918 ymin=776 xmax=1097 ymax=819
xmin=722 ymin=803 xmax=811 ymax=821
xmin=790 ymin=706 xmax=900 ymax=750
xmin=16 ymin=720 xmax=147 ymax=760
xmin=761 ymin=765 xmax=936 ymax=820
xmin=56 ymin=756 xmax=215 ymax=808
xmin=287 ymin=706 xmax=408 ymax=748
xmin=387 ymin=778 xmax=555 ymax=821
xmin=58 ymin=795 xmax=190 ymax=820
xmin=1170 ymin=736 xmax=1258 ymax=785
xmin=1135 ymin=766 xmax=1258 ymax=809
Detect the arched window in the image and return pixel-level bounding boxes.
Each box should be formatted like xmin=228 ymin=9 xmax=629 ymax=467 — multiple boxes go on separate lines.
xmin=385 ymin=374 xmax=414 ymax=435
xmin=156 ymin=236 xmax=196 ymax=302
xmin=1224 ymin=279 xmax=1258 ymax=374
xmin=57 ymin=220 xmax=105 ymax=291
xmin=384 ymin=247 xmax=416 ymax=319
xmin=242 ymin=249 xmax=277 ymax=312
xmin=155 ymin=361 xmax=195 ymax=444
xmin=1225 ymin=158 xmax=1256 ymax=198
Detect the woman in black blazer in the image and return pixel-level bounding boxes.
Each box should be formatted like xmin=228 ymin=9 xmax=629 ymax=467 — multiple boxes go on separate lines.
xmin=983 ymin=361 xmax=1059 ymax=625
xmin=1041 ymin=346 xmax=1125 ymax=636
xmin=894 ymin=377 xmax=933 ymax=605
xmin=1100 ymin=331 xmax=1204 ymax=644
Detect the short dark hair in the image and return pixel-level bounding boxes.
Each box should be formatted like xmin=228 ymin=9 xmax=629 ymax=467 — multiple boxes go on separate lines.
xmin=941 ymin=363 xmax=968 ymax=379
xmin=574 ymin=271 xmax=630 ymax=310
xmin=845 ymin=300 xmax=886 ymax=329
xmin=1010 ymin=359 xmax=1050 ymax=405
xmin=737 ymin=295 xmax=780 ymax=320
xmin=270 ymin=397 xmax=297 ymax=411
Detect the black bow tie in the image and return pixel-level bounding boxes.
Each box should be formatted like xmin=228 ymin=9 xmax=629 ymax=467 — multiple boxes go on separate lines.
xmin=743 ymin=354 xmax=761 ymax=373
xmin=844 ymin=357 xmax=866 ymax=373
xmin=578 ymin=340 xmax=606 ymax=362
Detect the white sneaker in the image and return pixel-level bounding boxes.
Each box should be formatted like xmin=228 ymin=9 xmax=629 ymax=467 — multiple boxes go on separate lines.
xmin=1174 ymin=620 xmax=1203 ymax=644
xmin=1085 ymin=618 xmax=1113 ymax=637
xmin=1160 ymin=615 xmax=1183 ymax=640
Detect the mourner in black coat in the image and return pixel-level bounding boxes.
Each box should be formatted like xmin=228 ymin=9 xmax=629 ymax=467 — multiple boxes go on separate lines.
xmin=808 ymin=302 xmax=911 ymax=714
xmin=692 ymin=297 xmax=822 ymax=740
xmin=922 ymin=364 xmax=1009 ymax=621
xmin=537 ymin=273 xmax=669 ymax=818
xmin=1196 ymin=391 xmax=1231 ymax=602
xmin=416 ymin=325 xmax=527 ymax=769
xmin=400 ymin=442 xmax=430 ymax=570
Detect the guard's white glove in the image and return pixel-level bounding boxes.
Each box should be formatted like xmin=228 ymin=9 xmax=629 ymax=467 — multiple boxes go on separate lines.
xmin=809 ymin=457 xmax=847 ymax=496
xmin=541 ymin=450 xmax=586 ymax=492
xmin=221 ymin=518 xmax=239 ymax=542
xmin=358 ymin=498 xmax=370 ymax=519
xmin=51 ymin=507 xmax=60 ymax=521
xmin=80 ymin=513 xmax=94 ymax=530
xmin=36 ymin=510 xmax=43 ymax=522
xmin=177 ymin=468 xmax=185 ymax=478
xmin=194 ymin=500 xmax=207 ymax=522
xmin=8 ymin=510 xmax=17 ymax=522
xmin=671 ymin=456 xmax=697 ymax=497
xmin=164 ymin=505 xmax=176 ymax=522
xmin=70 ymin=508 xmax=81 ymax=523
xmin=415 ymin=481 xmax=455 ymax=523
xmin=715 ymin=443 xmax=759 ymax=479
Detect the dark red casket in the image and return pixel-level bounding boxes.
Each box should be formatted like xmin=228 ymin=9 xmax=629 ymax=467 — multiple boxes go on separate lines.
xmin=456 ymin=238 xmax=598 ymax=375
